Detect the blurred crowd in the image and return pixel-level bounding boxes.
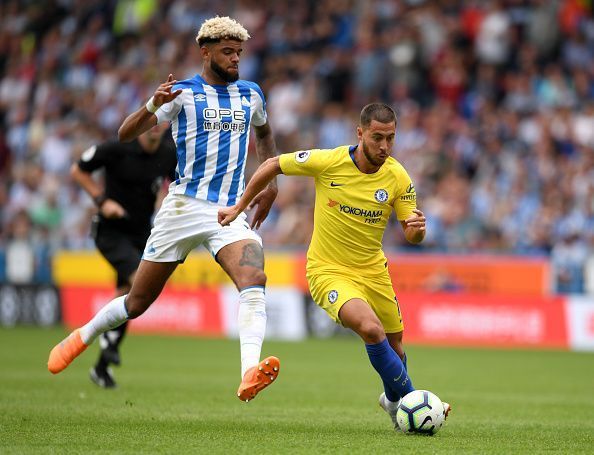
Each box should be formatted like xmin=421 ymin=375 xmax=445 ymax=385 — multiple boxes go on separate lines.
xmin=0 ymin=0 xmax=593 ymax=293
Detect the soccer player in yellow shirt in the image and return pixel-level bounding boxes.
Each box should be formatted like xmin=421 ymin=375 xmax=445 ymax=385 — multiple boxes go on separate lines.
xmin=219 ymin=103 xmax=449 ymax=428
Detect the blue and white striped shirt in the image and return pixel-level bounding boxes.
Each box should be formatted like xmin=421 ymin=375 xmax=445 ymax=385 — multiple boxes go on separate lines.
xmin=155 ymin=74 xmax=267 ymax=206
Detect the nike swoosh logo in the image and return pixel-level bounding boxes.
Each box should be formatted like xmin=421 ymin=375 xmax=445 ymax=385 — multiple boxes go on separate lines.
xmin=330 ymin=182 xmax=344 ymax=187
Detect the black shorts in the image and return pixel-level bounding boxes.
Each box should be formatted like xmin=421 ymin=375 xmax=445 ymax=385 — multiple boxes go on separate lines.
xmin=94 ymin=222 xmax=148 ymax=288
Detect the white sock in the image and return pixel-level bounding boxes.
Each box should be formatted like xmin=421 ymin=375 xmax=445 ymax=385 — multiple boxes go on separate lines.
xmin=382 ymin=393 xmax=401 ymax=412
xmin=79 ymin=295 xmax=129 ymax=345
xmin=238 ymin=287 xmax=267 ymax=378
xmin=386 ymin=396 xmax=401 ymax=410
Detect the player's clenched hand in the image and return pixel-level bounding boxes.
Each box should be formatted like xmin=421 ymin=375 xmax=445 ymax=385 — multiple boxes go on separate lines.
xmin=248 ymin=186 xmax=277 ymax=230
xmin=404 ymin=209 xmax=426 ymax=231
xmin=100 ymin=199 xmax=127 ymax=219
xmin=153 ymin=74 xmax=182 ymax=107
xmin=218 ymin=206 xmax=241 ymax=226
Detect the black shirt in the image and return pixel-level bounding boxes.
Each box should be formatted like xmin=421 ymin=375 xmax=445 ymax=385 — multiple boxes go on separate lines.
xmin=78 ymin=134 xmax=177 ymax=238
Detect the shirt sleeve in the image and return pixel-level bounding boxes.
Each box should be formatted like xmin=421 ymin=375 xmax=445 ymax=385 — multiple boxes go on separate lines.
xmin=279 ymin=149 xmax=334 ymax=177
xmin=250 ymin=84 xmax=268 ymax=127
xmin=155 ymin=91 xmax=184 ymax=123
xmin=393 ymin=168 xmax=417 ymax=221
xmin=77 ymin=142 xmax=116 ymax=172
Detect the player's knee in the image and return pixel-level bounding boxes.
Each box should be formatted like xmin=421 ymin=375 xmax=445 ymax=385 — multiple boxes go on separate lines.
xmin=358 ymin=320 xmax=385 ymax=344
xmin=237 ymin=269 xmax=267 ymax=289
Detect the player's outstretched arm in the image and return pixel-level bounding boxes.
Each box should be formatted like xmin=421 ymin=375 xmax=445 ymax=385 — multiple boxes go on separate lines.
xmin=118 ymin=74 xmax=182 ymax=142
xmin=249 ymin=122 xmax=278 ymax=229
xmin=400 ymin=209 xmax=426 ymax=244
xmin=218 ymin=157 xmax=282 ymax=227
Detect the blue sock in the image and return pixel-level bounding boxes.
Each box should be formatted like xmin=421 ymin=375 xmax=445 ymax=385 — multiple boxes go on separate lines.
xmin=366 ymin=339 xmax=414 ymax=402
xmin=381 ymin=378 xmax=398 ymax=402
xmin=381 ymin=350 xmax=409 ymax=402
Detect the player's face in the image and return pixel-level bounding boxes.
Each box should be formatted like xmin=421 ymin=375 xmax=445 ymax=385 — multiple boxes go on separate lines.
xmin=208 ymin=39 xmax=242 ymax=82
xmin=358 ymin=120 xmax=396 ymax=167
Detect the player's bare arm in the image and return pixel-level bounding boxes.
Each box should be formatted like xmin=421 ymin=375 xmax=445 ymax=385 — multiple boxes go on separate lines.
xmin=248 ymin=122 xmax=278 ymax=229
xmin=70 ymin=162 xmax=126 ymax=219
xmin=219 ymin=156 xmax=282 ymax=226
xmin=400 ymin=209 xmax=426 ymax=244
xmin=118 ymin=74 xmax=182 ymax=142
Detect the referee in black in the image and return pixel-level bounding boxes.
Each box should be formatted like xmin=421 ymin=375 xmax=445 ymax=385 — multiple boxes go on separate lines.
xmin=71 ymin=122 xmax=176 ymax=388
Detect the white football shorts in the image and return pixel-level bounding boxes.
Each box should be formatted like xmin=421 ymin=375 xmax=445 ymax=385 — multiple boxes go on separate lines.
xmin=142 ymin=193 xmax=262 ymax=262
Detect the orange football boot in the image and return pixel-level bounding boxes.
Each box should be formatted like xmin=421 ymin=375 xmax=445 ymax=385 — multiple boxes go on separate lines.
xmin=237 ymin=356 xmax=280 ymax=402
xmin=47 ymin=329 xmax=88 ymax=374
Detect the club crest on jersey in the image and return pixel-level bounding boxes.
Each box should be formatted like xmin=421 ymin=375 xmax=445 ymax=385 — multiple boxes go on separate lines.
xmin=328 ymin=290 xmax=338 ymax=304
xmin=374 ymin=189 xmax=388 ymax=203
xmin=295 ymin=151 xmax=311 ymax=163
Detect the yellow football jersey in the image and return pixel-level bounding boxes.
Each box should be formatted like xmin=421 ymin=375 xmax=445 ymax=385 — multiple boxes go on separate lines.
xmin=279 ymin=145 xmax=417 ymax=276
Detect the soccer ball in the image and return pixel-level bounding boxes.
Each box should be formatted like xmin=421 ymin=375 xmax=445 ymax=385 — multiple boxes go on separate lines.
xmin=396 ymin=390 xmax=446 ymax=435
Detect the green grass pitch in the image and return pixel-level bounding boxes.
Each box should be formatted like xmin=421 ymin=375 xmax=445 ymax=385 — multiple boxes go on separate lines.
xmin=1 ymin=327 xmax=593 ymax=454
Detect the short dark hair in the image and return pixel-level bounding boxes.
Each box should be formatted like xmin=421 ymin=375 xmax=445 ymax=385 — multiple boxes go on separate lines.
xmin=360 ymin=103 xmax=396 ymax=128
xmin=198 ymin=37 xmax=220 ymax=47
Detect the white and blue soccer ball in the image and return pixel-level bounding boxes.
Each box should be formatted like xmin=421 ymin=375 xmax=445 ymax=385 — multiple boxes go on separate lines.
xmin=396 ymin=390 xmax=446 ymax=435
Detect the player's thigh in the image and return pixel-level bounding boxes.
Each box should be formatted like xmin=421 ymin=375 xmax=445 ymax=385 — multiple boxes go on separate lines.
xmin=338 ymin=297 xmax=384 ymax=339
xmin=143 ymin=194 xmax=207 ymax=263
xmin=307 ymin=272 xmax=366 ymax=325
xmin=365 ymin=274 xmax=404 ymax=334
xmin=206 ymin=212 xmax=264 ymax=290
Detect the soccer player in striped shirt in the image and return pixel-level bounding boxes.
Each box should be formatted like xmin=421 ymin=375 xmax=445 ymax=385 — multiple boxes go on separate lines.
xmin=48 ymin=17 xmax=279 ymax=401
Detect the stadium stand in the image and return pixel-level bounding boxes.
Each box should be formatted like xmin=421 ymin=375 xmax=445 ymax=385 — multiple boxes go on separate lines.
xmin=0 ymin=0 xmax=592 ymax=293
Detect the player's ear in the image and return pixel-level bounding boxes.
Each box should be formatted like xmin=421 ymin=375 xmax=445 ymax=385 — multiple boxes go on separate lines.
xmin=356 ymin=126 xmax=363 ymax=140
xmin=200 ymin=44 xmax=210 ymax=60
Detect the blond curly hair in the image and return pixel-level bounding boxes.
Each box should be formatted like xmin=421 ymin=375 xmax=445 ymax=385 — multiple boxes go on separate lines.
xmin=196 ymin=16 xmax=250 ymax=46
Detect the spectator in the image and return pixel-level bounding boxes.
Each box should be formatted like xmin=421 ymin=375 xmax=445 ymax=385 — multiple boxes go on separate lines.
xmin=5 ymin=211 xmax=35 ymax=284
xmin=0 ymin=0 xmax=592 ymax=295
